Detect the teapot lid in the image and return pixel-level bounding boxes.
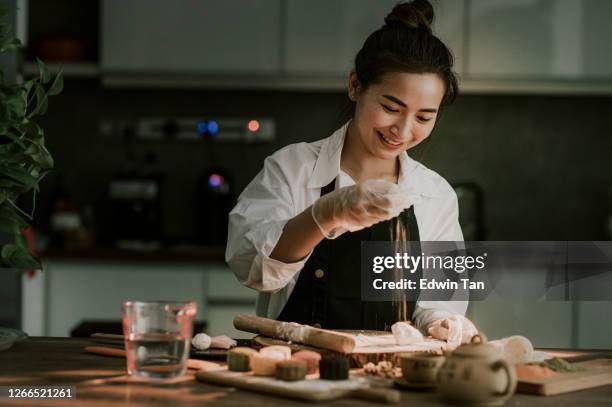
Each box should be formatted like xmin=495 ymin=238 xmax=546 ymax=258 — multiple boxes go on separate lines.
xmin=453 ymin=342 xmax=500 ymax=358
xmin=452 ymin=333 xmax=500 ymax=358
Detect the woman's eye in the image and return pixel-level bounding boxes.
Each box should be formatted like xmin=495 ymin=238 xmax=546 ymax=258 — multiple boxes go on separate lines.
xmin=382 ymin=104 xmax=399 ymax=113
xmin=418 ymin=116 xmax=432 ymax=123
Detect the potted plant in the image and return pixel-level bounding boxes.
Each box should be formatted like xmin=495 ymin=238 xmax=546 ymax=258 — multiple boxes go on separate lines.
xmin=0 ymin=5 xmax=63 ymax=270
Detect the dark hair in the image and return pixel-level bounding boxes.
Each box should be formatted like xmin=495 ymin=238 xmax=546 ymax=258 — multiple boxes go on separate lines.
xmin=354 ymin=0 xmax=458 ymax=105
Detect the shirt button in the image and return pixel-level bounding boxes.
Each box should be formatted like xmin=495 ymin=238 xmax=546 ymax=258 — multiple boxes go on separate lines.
xmin=313 ymin=323 xmax=322 ymax=329
xmin=314 ymin=269 xmax=325 ymax=279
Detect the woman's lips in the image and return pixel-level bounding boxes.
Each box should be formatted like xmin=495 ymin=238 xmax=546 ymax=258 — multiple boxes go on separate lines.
xmin=377 ymin=130 xmax=403 ymax=149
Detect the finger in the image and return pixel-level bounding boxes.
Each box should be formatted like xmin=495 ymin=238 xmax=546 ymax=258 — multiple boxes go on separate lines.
xmin=428 ymin=325 xmax=449 ymax=340
xmin=363 ymin=205 xmax=391 ymax=218
xmin=366 ymin=192 xmax=392 ymax=209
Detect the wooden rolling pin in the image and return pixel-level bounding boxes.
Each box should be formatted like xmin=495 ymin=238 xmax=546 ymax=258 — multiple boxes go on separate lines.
xmin=84 ymin=346 xmax=222 ymax=371
xmin=233 ymin=314 xmax=356 ymax=354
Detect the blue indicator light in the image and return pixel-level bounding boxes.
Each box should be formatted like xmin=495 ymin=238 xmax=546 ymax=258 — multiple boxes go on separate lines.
xmin=207 ymin=120 xmax=219 ymax=135
xmin=196 ymin=121 xmax=208 ymax=135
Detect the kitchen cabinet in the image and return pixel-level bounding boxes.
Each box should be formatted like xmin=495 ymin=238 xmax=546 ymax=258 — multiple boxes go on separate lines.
xmin=101 ymin=0 xmax=281 ymax=74
xmin=467 ymin=0 xmax=612 ymax=80
xmin=204 ymin=268 xmax=257 ymax=339
xmin=22 ymin=259 xmax=255 ymax=338
xmin=284 ymin=0 xmax=465 ymax=77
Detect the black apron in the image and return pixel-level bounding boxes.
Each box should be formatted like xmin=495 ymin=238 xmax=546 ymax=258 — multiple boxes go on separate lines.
xmin=277 ymin=177 xmax=422 ymax=331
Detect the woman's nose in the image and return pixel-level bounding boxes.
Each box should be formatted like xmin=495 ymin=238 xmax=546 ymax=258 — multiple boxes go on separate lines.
xmin=391 ymin=118 xmax=413 ymax=140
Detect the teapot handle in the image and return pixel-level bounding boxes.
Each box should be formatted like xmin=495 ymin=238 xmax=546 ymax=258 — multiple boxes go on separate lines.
xmin=490 ymin=360 xmax=513 ymax=397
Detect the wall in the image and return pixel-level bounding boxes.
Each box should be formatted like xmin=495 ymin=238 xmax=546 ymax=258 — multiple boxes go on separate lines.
xmin=34 ymin=79 xmax=612 ymax=242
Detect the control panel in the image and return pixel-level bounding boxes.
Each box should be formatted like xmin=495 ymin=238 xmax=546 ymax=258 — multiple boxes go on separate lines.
xmin=134 ymin=117 xmax=275 ymax=142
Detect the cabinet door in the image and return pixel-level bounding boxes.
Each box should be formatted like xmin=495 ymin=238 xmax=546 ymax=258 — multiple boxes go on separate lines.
xmin=432 ymin=0 xmax=466 ymax=77
xmin=101 ymin=0 xmax=281 ymax=74
xmin=284 ymin=0 xmax=464 ymax=77
xmin=467 ymin=0 xmax=612 ymax=79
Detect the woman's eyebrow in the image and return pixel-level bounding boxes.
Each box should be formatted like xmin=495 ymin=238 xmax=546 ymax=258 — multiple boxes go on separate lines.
xmin=381 ymin=94 xmax=438 ymax=113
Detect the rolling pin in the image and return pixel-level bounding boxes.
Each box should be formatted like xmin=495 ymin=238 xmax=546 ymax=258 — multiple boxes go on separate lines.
xmin=84 ymin=346 xmax=222 ymax=371
xmin=233 ymin=314 xmax=356 ymax=354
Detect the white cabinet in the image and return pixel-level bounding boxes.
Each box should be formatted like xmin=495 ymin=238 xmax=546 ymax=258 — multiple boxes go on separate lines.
xmin=22 ymin=259 xmax=255 ymax=338
xmin=432 ymin=0 xmax=466 ymax=77
xmin=101 ymin=0 xmax=281 ymax=74
xmin=467 ymin=0 xmax=612 ymax=80
xmin=204 ymin=268 xmax=257 ymax=339
xmin=284 ymin=0 xmax=465 ymax=77
xmin=284 ymin=0 xmax=395 ymax=76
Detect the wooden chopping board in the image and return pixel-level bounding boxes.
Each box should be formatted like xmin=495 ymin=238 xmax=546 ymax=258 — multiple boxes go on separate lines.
xmin=252 ymin=330 xmax=444 ymax=367
xmin=195 ymin=368 xmax=400 ymax=403
xmin=517 ymin=356 xmax=612 ymax=396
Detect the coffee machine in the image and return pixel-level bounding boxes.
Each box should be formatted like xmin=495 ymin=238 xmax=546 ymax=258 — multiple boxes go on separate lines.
xmin=195 ymin=167 xmax=234 ymax=246
xmin=107 ymin=175 xmax=163 ymax=245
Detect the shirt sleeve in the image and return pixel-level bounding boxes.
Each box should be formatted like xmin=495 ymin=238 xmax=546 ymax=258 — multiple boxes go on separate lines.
xmin=225 ymin=155 xmax=312 ymax=293
xmin=414 ymin=181 xmax=468 ymax=333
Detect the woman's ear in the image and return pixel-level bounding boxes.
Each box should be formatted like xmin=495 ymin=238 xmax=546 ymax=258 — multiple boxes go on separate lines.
xmin=348 ymin=71 xmax=361 ymax=101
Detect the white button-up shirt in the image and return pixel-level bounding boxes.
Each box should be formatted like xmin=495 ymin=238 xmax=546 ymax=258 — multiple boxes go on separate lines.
xmin=226 ymin=121 xmax=467 ymax=332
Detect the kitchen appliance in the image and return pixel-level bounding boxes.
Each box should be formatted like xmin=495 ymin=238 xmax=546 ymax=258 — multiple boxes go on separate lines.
xmin=134 ymin=117 xmax=275 ymax=142
xmin=107 ymin=175 xmax=163 ymax=245
xmin=195 ymin=167 xmax=234 ymax=246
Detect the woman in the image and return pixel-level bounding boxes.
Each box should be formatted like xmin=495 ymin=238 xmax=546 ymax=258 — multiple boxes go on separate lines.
xmin=226 ymin=0 xmax=477 ymax=345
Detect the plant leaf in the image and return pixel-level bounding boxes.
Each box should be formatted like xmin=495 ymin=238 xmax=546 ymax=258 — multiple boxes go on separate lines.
xmin=0 ymin=37 xmax=20 ymax=53
xmin=47 ymin=70 xmax=64 ymax=96
xmin=27 ymin=84 xmax=48 ymax=118
xmin=0 ymin=162 xmax=38 ymax=191
xmin=0 ymin=244 xmax=41 ymax=270
xmin=0 ymin=203 xmax=28 ymax=233
xmin=36 ymin=57 xmax=50 ymax=84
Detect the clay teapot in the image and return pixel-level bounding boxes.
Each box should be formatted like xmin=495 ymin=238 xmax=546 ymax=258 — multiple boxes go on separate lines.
xmin=437 ymin=334 xmax=517 ymax=406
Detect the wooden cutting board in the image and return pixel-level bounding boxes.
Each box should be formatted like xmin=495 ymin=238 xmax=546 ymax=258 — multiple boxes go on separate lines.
xmin=517 ymin=357 xmax=612 ymax=396
xmin=195 ymin=368 xmax=400 ymax=403
xmin=252 ymin=332 xmax=443 ymax=367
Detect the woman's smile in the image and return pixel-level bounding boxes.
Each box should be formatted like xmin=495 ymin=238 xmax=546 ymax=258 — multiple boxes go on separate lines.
xmin=376 ymin=130 xmax=404 ymax=149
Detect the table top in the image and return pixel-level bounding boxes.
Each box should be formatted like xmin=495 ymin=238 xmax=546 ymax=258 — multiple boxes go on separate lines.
xmin=0 ymin=337 xmax=611 ymax=406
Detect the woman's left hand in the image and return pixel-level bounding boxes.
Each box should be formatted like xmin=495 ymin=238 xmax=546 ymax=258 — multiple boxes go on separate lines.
xmin=428 ymin=314 xmax=478 ymax=350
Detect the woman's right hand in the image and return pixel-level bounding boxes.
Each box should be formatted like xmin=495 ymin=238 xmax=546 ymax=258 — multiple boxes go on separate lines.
xmin=311 ymin=179 xmax=407 ymax=239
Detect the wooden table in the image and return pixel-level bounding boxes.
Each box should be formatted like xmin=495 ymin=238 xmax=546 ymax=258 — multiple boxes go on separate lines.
xmin=0 ymin=337 xmax=611 ymax=406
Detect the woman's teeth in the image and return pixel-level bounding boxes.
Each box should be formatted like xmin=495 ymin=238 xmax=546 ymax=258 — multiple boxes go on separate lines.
xmin=378 ymin=131 xmax=401 ymax=146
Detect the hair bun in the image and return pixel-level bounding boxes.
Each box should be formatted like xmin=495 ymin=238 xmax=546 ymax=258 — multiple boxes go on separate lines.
xmin=384 ymin=0 xmax=434 ymax=33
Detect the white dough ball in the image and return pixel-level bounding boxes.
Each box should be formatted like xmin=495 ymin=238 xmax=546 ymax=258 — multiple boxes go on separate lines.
xmin=392 ymin=321 xmax=423 ymax=345
xmin=191 ymin=333 xmax=212 ymax=350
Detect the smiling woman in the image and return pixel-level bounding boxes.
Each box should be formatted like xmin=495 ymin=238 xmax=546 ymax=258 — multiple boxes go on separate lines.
xmin=226 ymin=0 xmax=475 ymax=344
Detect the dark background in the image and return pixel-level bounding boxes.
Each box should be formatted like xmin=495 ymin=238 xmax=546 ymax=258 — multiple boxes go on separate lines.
xmin=34 ymin=80 xmax=612 ymax=242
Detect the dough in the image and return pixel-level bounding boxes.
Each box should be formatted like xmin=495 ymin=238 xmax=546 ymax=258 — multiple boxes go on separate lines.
xmin=250 ymin=350 xmax=287 ymax=376
xmin=391 ymin=321 xmax=423 ymax=345
xmin=191 ymin=333 xmax=212 ymax=350
xmin=291 ymin=350 xmax=321 ymax=374
xmin=276 ymin=360 xmax=307 ymax=381
xmin=227 ymin=347 xmax=257 ymax=371
xmin=490 ymin=335 xmax=535 ymax=364
xmin=210 ymin=335 xmax=237 ymax=349
xmin=259 ymin=345 xmax=292 ymax=360
xmin=319 ymin=354 xmax=349 ymax=380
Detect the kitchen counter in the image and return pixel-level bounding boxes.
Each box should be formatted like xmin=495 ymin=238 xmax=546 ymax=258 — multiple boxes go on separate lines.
xmin=0 ymin=337 xmax=611 ymax=406
xmin=40 ymin=246 xmax=226 ymax=263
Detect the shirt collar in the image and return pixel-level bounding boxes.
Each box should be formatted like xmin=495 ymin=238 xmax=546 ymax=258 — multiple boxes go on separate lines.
xmin=308 ymin=121 xmax=440 ymax=198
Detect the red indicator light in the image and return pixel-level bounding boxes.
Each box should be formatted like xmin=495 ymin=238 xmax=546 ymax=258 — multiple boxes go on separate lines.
xmin=248 ymin=120 xmax=260 ymax=132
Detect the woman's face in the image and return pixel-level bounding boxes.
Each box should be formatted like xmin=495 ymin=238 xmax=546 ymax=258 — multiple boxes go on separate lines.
xmin=349 ymin=71 xmax=446 ymax=160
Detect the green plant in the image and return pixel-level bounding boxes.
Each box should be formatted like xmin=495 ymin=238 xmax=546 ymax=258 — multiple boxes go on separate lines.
xmin=0 ymin=6 xmax=62 ymax=269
